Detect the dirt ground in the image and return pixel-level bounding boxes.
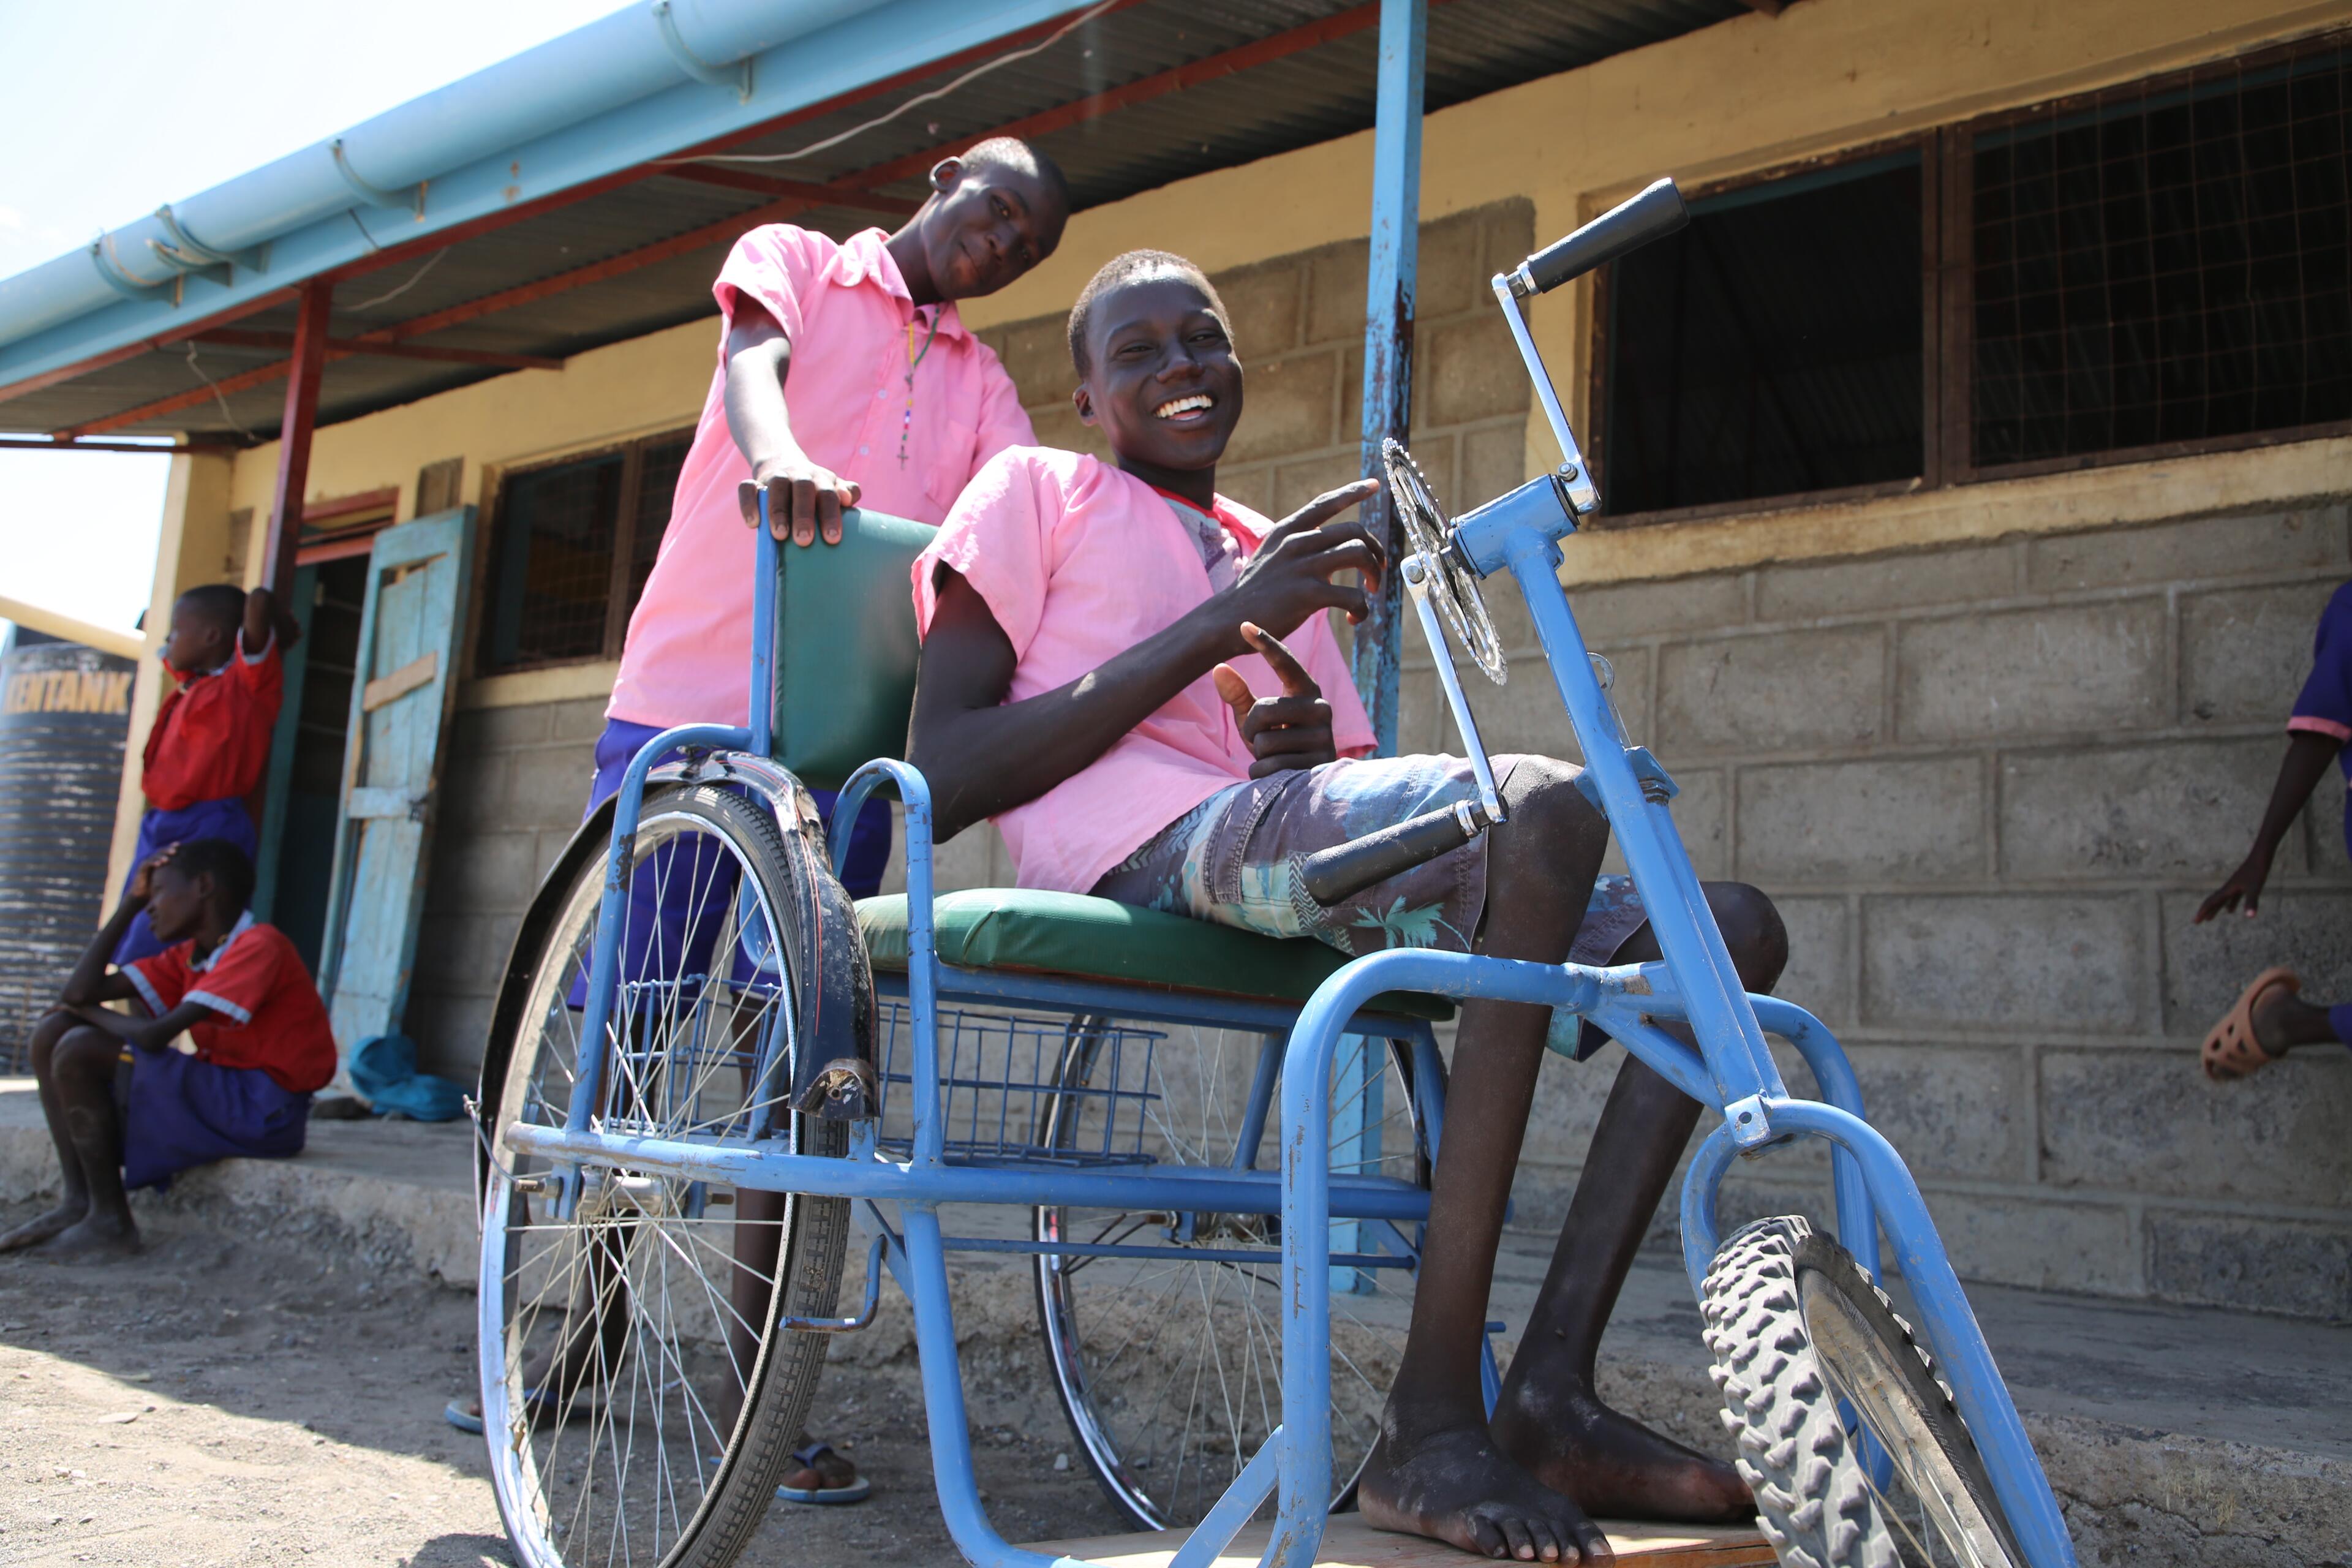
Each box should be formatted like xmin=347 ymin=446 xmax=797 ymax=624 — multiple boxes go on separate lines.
xmin=0 ymin=1199 xmax=1134 ymax=1568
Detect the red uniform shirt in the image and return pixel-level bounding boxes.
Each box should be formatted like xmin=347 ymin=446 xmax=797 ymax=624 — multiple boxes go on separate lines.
xmin=125 ymin=914 xmax=336 ymax=1094
xmin=142 ymin=637 xmax=282 ymax=812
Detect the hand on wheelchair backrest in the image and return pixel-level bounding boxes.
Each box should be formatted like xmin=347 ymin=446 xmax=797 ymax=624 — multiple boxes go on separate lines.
xmin=737 ymin=463 xmax=863 ymax=548
xmin=1212 ymin=622 xmax=1337 ymax=780
xmin=1218 ymin=477 xmax=1383 ymax=648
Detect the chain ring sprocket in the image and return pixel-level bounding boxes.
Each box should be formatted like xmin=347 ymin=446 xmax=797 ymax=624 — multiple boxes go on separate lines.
xmin=1380 ymin=438 xmax=1507 ymax=685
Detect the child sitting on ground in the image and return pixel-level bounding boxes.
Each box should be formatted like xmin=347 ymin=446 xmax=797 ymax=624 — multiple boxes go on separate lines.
xmin=2198 ymin=578 xmax=2352 ymax=1076
xmin=905 ymin=251 xmax=1785 ymax=1562
xmin=115 ymin=581 xmax=297 ymax=965
xmin=0 ymin=839 xmax=334 ymax=1257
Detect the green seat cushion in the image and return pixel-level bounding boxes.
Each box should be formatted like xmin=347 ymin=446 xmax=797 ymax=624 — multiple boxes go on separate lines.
xmin=856 ymin=889 xmax=1453 ymax=1023
xmin=772 ymin=507 xmax=934 ymax=790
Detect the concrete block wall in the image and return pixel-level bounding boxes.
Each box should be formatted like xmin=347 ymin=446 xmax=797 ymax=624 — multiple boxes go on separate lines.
xmin=1449 ymin=505 xmax=2352 ymax=1319
xmin=404 ymin=698 xmax=606 ymax=1082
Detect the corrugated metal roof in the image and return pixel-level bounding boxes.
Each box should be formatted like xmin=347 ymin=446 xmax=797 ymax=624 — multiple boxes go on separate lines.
xmin=3 ymin=0 xmax=1756 ymax=441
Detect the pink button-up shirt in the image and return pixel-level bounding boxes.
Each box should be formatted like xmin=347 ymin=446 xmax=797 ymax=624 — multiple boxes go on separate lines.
xmin=609 ymin=225 xmax=1035 ymax=729
xmin=914 ymin=447 xmax=1376 ymax=895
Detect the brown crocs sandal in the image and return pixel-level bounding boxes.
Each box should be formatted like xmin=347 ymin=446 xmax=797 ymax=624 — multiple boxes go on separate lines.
xmin=2203 ymin=967 xmax=2299 ymax=1081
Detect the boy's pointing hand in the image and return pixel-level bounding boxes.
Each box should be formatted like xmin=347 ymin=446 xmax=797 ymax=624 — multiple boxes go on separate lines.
xmin=1229 ymin=478 xmax=1385 ymax=635
xmin=1213 ymin=622 xmax=1338 ymax=779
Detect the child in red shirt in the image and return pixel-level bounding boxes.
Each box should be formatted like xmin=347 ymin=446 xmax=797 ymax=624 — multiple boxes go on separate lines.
xmin=1 ymin=839 xmax=333 ymax=1258
xmin=113 ymin=582 xmax=297 ymax=965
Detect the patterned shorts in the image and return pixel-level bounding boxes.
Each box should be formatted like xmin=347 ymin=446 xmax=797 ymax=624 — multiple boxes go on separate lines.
xmin=1090 ymin=753 xmax=1649 ymax=1060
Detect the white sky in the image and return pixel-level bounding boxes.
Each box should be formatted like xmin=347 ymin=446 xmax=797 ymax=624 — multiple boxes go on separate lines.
xmin=0 ymin=0 xmax=621 ymax=641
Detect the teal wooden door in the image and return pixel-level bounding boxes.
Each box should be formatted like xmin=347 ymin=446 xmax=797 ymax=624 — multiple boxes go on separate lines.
xmin=318 ymin=507 xmax=475 ymax=1058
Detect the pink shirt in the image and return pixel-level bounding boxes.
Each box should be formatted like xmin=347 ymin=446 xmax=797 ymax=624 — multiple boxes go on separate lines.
xmin=609 ymin=225 xmax=1035 ymax=729
xmin=914 ymin=447 xmax=1376 ymax=895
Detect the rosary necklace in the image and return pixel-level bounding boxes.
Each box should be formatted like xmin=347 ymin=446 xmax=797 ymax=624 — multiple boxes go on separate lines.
xmin=897 ymin=307 xmax=944 ymax=468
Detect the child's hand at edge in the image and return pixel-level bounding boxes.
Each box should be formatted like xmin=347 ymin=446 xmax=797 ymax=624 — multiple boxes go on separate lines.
xmin=2195 ymin=845 xmax=2274 ymax=922
xmin=126 ymin=844 xmax=178 ymax=905
xmin=1212 ymin=622 xmax=1337 ymax=780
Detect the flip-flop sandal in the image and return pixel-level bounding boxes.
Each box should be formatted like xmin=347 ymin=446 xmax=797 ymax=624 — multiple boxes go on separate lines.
xmin=2203 ymin=967 xmax=2299 ymax=1080
xmin=774 ymin=1441 xmax=870 ymax=1506
xmin=444 ymin=1387 xmax=605 ymax=1434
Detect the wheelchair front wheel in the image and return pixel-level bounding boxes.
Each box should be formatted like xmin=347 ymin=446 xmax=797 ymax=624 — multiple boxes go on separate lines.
xmin=477 ymin=783 xmax=853 ymax=1568
xmin=1701 ymin=1216 xmax=2028 ymax=1568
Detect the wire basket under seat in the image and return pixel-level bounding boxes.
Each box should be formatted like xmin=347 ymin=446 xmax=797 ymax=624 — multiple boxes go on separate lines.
xmin=873 ymin=1001 xmax=1163 ymax=1167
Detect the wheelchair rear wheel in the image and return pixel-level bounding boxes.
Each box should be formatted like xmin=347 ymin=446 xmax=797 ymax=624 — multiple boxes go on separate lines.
xmin=1033 ymin=1030 xmax=1432 ymax=1529
xmin=477 ymin=783 xmax=854 ymax=1568
xmin=1701 ymin=1216 xmax=2027 ymax=1568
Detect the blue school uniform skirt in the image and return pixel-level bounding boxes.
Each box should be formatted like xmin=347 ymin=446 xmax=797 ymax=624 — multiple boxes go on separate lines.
xmin=115 ymin=1047 xmax=310 ymax=1191
xmin=111 ymin=798 xmax=258 ymax=966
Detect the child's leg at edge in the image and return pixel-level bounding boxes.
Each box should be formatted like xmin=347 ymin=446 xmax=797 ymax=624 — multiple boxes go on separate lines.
xmin=1357 ymin=759 xmax=1614 ymax=1563
xmin=2251 ymin=984 xmax=2352 ymax=1057
xmin=1490 ymin=885 xmax=1787 ymax=1522
xmin=0 ymin=1012 xmax=97 ymax=1251
xmin=2 ymin=1018 xmax=139 ymax=1256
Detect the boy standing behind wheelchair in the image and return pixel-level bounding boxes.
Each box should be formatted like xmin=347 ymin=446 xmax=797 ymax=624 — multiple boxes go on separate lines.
xmin=441 ymin=137 xmax=1072 ymax=1506
xmin=907 ymin=250 xmax=1784 ymax=1562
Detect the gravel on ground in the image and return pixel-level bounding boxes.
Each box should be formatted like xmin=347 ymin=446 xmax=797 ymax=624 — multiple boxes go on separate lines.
xmin=0 ymin=1200 xmax=1135 ymax=1567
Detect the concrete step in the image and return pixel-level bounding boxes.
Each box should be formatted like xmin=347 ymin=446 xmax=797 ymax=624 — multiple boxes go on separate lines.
xmin=4 ymin=1078 xmax=2342 ymax=1565
xmin=0 ymin=1077 xmax=478 ymax=1285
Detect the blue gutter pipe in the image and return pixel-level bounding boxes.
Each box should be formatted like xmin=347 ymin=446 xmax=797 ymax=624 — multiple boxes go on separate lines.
xmin=0 ymin=0 xmax=1092 ymax=384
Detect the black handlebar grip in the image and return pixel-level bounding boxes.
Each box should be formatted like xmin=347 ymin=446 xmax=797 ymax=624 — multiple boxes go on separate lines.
xmin=1518 ymin=178 xmax=1688 ymax=296
xmin=1302 ymin=805 xmax=1476 ymax=908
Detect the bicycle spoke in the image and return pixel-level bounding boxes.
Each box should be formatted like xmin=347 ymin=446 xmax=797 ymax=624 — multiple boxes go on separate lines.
xmin=1041 ymin=1027 xmax=1428 ymax=1526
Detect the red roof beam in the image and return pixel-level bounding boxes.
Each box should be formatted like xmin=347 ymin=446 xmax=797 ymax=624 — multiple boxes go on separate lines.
xmin=199 ymin=328 xmax=565 ymax=371
xmin=657 ymin=165 xmax=918 ymax=212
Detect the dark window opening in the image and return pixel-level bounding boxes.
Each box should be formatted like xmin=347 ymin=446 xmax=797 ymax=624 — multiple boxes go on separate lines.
xmin=480 ymin=430 xmax=693 ymax=673
xmin=1972 ymin=44 xmax=2352 ymax=466
xmin=1602 ymin=152 xmax=1924 ymax=515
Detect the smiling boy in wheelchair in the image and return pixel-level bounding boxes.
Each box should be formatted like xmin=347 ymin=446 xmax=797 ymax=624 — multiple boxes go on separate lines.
xmin=906 ymin=249 xmax=1787 ymax=1564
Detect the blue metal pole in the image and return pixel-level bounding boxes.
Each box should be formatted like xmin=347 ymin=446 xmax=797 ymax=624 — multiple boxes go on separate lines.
xmin=1351 ymin=0 xmax=1425 ymax=752
xmin=1333 ymin=0 xmax=1425 ymax=1311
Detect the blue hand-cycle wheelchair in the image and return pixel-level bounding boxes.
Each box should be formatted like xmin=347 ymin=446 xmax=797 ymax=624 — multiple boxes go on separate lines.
xmin=472 ymin=178 xmax=2076 ymax=1568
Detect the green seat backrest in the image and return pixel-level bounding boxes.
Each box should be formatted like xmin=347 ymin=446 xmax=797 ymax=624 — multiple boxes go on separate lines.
xmin=771 ymin=507 xmax=935 ymax=789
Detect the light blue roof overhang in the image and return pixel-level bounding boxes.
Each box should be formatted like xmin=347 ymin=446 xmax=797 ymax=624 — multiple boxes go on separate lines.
xmin=0 ymin=0 xmax=1760 ymax=441
xmin=0 ymin=0 xmax=1090 ymax=393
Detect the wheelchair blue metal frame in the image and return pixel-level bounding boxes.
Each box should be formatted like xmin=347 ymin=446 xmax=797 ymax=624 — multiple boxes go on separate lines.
xmin=522 ymin=265 xmax=2075 ymax=1568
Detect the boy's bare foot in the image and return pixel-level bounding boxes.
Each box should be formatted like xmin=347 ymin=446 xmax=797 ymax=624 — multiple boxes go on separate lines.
xmin=1358 ymin=1421 xmax=1612 ymax=1562
xmin=40 ymin=1212 xmax=140 ymax=1259
xmin=1494 ymin=1387 xmax=1751 ymax=1523
xmin=0 ymin=1202 xmax=88 ymax=1253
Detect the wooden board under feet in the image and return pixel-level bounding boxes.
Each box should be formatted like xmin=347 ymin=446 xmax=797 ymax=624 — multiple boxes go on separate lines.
xmin=1028 ymin=1513 xmax=1776 ymax=1567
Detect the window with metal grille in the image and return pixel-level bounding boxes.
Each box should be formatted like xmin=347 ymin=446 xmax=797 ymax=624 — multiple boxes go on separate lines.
xmin=1970 ymin=42 xmax=2352 ymax=467
xmin=1599 ymin=151 xmax=1926 ymax=516
xmin=480 ymin=429 xmax=694 ymax=672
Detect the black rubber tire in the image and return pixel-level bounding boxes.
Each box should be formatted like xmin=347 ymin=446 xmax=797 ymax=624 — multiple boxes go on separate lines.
xmin=478 ymin=783 xmax=855 ymax=1568
xmin=1700 ymin=1215 xmax=2028 ymax=1568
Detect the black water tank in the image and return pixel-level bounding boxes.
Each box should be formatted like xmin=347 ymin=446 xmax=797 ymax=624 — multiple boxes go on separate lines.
xmin=0 ymin=636 xmax=136 ymax=1070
